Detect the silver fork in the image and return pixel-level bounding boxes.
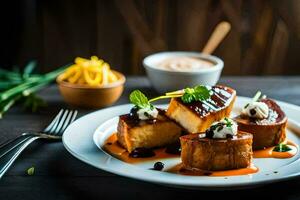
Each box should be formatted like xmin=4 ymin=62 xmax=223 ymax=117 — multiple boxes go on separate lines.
xmin=0 ymin=109 xmax=78 ymax=179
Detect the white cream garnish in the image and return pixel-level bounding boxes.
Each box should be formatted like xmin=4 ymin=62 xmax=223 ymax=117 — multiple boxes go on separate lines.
xmin=242 ymin=101 xmax=269 ymax=119
xmin=204 ymin=118 xmax=238 ymax=139
xmin=137 ymin=107 xmax=158 ymax=120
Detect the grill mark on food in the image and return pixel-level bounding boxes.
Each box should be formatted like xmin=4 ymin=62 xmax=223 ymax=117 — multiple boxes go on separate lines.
xmin=211 ymin=87 xmax=227 ymax=103
xmin=179 ymin=86 xmax=234 ymax=117
xmin=204 ymin=99 xmax=220 ymax=110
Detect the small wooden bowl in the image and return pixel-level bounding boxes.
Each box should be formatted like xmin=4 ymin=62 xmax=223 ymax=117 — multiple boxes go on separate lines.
xmin=56 ymin=70 xmax=125 ymax=108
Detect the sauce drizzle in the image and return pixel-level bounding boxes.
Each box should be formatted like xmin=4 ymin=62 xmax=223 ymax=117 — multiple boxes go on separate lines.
xmin=102 ymin=134 xmax=297 ymax=177
xmin=166 ymin=163 xmax=259 ymax=177
xmin=103 ymin=133 xmax=179 ymax=163
xmin=253 ymin=140 xmax=298 ymax=159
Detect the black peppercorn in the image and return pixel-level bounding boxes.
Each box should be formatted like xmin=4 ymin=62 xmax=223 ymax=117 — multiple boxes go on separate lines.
xmin=129 ymin=148 xmax=155 ymax=158
xmin=205 ymin=129 xmax=214 ymax=138
xmin=129 ymin=106 xmax=139 ymax=119
xmin=226 ymin=134 xmax=233 ymax=139
xmin=153 ymin=162 xmax=164 ymax=171
xmin=250 ymin=108 xmax=256 ymax=116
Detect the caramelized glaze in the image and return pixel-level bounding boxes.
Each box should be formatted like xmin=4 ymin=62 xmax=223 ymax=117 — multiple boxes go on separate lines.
xmin=177 ymin=86 xmax=235 ymax=117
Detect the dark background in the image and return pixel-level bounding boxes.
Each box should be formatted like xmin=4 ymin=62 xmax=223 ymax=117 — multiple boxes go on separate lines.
xmin=1 ymin=0 xmax=300 ymax=75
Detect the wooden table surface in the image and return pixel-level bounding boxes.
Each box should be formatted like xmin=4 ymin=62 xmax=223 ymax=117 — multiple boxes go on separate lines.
xmin=0 ymin=76 xmax=300 ymax=200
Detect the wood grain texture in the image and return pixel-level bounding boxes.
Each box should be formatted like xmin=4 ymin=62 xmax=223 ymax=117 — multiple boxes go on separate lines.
xmin=0 ymin=76 xmax=300 ymax=200
xmin=2 ymin=0 xmax=300 ymax=75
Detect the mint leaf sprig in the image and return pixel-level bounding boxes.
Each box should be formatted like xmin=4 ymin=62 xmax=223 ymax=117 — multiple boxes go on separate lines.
xmin=129 ymin=90 xmax=154 ymax=109
xmin=129 ymin=85 xmax=212 ymax=110
xmin=149 ymin=85 xmax=212 ymax=104
xmin=129 ymin=90 xmax=148 ymax=108
xmin=181 ymin=85 xmax=212 ymax=103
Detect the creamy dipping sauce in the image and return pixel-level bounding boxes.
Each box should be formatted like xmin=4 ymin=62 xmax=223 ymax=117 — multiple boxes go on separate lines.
xmin=157 ymin=56 xmax=214 ymax=72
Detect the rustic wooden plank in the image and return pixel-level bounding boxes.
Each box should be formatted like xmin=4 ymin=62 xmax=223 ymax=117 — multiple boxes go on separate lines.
xmin=176 ymin=0 xmax=210 ymax=51
xmin=264 ymin=20 xmax=289 ymax=75
xmin=154 ymin=0 xmax=167 ymax=39
xmin=95 ymin=0 xmax=127 ymax=73
xmin=3 ymin=0 xmax=300 ymax=76
xmin=220 ymin=0 xmax=243 ymax=33
xmin=40 ymin=0 xmax=98 ymax=71
xmin=242 ymin=2 xmax=274 ymax=75
xmin=114 ymin=0 xmax=166 ymax=54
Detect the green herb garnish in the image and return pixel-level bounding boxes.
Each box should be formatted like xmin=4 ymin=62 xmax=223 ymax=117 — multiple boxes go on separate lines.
xmin=27 ymin=166 xmax=35 ymax=176
xmin=181 ymin=85 xmax=211 ymax=103
xmin=208 ymin=118 xmax=233 ymax=132
xmin=148 ymin=85 xmax=212 ymax=104
xmin=273 ymin=143 xmax=292 ymax=152
xmin=129 ymin=85 xmax=212 ymax=111
xmin=129 ymin=90 xmax=153 ymax=109
xmin=224 ymin=117 xmax=233 ymax=127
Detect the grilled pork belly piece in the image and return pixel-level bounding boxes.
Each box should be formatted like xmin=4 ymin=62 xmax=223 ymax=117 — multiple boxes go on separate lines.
xmin=166 ymin=85 xmax=236 ymax=133
xmin=180 ymin=132 xmax=253 ymax=171
xmin=117 ymin=110 xmax=183 ymax=153
xmin=235 ymin=98 xmax=287 ymax=150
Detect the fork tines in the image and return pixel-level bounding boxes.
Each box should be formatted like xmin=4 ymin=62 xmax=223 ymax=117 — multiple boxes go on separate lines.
xmin=44 ymin=109 xmax=78 ymax=136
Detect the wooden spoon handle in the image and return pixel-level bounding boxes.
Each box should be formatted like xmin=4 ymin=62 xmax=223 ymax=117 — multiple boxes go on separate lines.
xmin=202 ymin=21 xmax=231 ymax=55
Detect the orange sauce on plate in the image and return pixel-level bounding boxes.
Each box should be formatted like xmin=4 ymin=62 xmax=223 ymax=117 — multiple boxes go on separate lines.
xmin=253 ymin=140 xmax=298 ymax=159
xmin=166 ymin=163 xmax=259 ymax=177
xmin=102 ymin=134 xmax=298 ymax=177
xmin=103 ymin=133 xmax=179 ymax=163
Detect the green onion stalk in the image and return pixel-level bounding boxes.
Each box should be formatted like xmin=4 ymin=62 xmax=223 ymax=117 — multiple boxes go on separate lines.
xmin=0 ymin=64 xmax=68 ymax=118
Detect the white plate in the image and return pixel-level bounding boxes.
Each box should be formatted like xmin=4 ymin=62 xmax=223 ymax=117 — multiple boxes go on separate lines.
xmin=63 ymin=96 xmax=300 ymax=190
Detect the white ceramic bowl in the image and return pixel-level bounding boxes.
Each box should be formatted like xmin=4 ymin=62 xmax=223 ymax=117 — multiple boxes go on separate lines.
xmin=143 ymin=51 xmax=224 ymax=93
